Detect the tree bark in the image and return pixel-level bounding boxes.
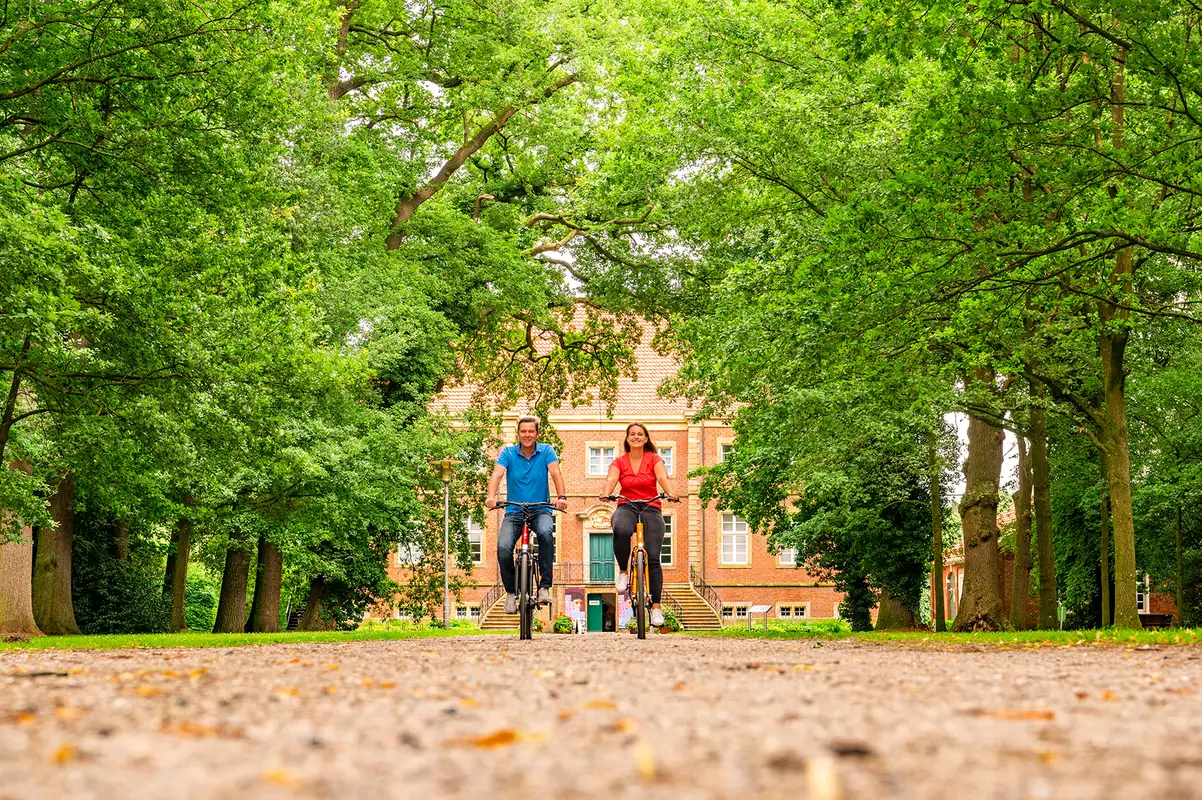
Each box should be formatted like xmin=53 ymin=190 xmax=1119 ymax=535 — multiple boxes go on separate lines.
xmin=0 ymin=463 xmax=41 ymax=637
xmin=875 ymin=586 xmax=919 ymax=630
xmin=168 ymin=500 xmax=193 ymax=632
xmin=0 ymin=337 xmax=31 ymax=465
xmin=110 ymin=518 xmax=131 ymax=561
xmin=1009 ymin=432 xmax=1033 ymax=630
xmin=298 ymin=576 xmax=334 ymax=631
xmin=212 ymin=529 xmax=252 ymax=633
xmin=32 ymin=474 xmax=80 ymax=635
xmin=1028 ymin=392 xmax=1058 ymax=629
xmin=245 ymin=535 xmax=282 ymax=633
xmin=1100 ymin=451 xmax=1111 ymax=627
xmin=953 ymin=388 xmax=1009 ymax=632
xmin=929 ymin=433 xmax=946 ymax=632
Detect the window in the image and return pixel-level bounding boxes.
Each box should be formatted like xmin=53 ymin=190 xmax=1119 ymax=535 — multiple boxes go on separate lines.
xmin=466 ymin=517 xmax=484 ymax=564
xmin=719 ymin=443 xmax=734 ymax=462
xmin=660 ymin=446 xmax=674 ymax=476
xmin=720 ymin=514 xmax=749 ymax=565
xmin=455 ymin=604 xmax=482 ymax=621
xmin=721 ymin=603 xmax=750 ymax=620
xmin=531 ymin=515 xmax=558 ymax=563
xmin=661 ymin=515 xmax=674 ymax=566
xmin=778 ymin=547 xmax=797 ymax=566
xmin=1137 ymin=574 xmax=1152 ymax=614
xmin=778 ymin=604 xmax=808 ymax=619
xmin=588 ymin=446 xmax=616 ymax=476
xmin=396 ymin=542 xmax=423 ymax=566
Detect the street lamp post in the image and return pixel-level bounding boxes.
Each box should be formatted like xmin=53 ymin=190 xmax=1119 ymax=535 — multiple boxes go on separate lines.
xmin=434 ymin=458 xmax=460 ymax=629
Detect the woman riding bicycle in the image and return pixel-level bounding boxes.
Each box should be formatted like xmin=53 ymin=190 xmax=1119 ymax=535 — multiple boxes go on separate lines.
xmin=599 ymin=423 xmax=678 ymax=628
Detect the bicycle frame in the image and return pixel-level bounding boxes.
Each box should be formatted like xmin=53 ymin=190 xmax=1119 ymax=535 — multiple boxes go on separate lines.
xmin=494 ymin=500 xmax=555 ymax=640
xmin=602 ymin=493 xmax=678 ymax=638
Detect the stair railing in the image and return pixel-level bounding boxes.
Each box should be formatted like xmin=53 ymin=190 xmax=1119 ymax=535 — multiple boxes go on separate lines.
xmin=660 ymin=587 xmax=688 ymax=630
xmin=690 ymin=564 xmax=724 ymax=619
xmin=480 ymin=580 xmax=505 ymax=620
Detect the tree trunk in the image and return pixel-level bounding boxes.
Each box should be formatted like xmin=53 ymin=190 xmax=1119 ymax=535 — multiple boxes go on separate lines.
xmin=32 ymin=474 xmax=80 ymax=636
xmin=212 ymin=530 xmax=253 ymax=633
xmin=1009 ymin=433 xmax=1033 ymax=630
xmin=1028 ymin=393 xmax=1058 ymax=629
xmin=929 ymin=433 xmax=946 ymax=632
xmin=952 ymin=394 xmax=1009 ymax=632
xmin=1175 ymin=505 xmax=1183 ymax=626
xmin=110 ymin=518 xmax=131 ymax=561
xmin=246 ymin=536 xmax=282 ymax=633
xmin=168 ymin=502 xmax=193 ymax=632
xmin=1100 ymin=452 xmax=1111 ymax=627
xmin=875 ymin=586 xmax=919 ymax=630
xmin=0 ymin=484 xmax=42 ymax=638
xmin=298 ymin=576 xmax=334 ymax=631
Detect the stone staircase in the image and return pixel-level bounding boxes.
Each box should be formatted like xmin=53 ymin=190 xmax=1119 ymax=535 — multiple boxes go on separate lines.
xmin=663 ymin=582 xmax=722 ymax=631
xmin=479 ymin=595 xmax=519 ymax=631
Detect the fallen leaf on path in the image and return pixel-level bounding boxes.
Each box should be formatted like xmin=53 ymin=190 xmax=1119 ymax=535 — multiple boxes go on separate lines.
xmin=376 ymin=681 xmax=396 ymax=690
xmin=447 ymin=728 xmax=549 ymax=749
xmin=1101 ymin=690 xmax=1120 ymax=702
xmin=1039 ymin=750 xmax=1060 ymax=764
xmin=160 ymin=722 xmax=242 ymax=739
xmin=672 ymin=681 xmax=694 ymax=692
xmin=458 ymin=697 xmax=479 ymax=708
xmin=160 ymin=670 xmax=182 ymax=679
xmin=1165 ymin=687 xmax=1196 ymax=695
xmin=54 ymin=707 xmax=85 ymax=721
xmin=189 ymin=668 xmax=207 ymax=679
xmin=262 ymin=769 xmax=299 ymax=787
xmin=321 ymin=686 xmax=338 ymax=695
xmin=533 ymin=669 xmax=556 ymax=678
xmin=52 ymin=743 xmax=78 ymax=764
xmin=604 ymin=717 xmax=638 ymax=734
xmin=321 ymin=663 xmax=340 ymax=671
xmin=68 ymin=669 xmax=87 ymax=676
xmin=969 ymin=709 xmax=1055 ymax=721
xmin=634 ymin=742 xmax=656 ymax=781
xmin=134 ymin=686 xmax=159 ymax=697
xmin=581 ymin=699 xmax=617 ymax=711
xmin=273 ymin=687 xmax=301 ymax=698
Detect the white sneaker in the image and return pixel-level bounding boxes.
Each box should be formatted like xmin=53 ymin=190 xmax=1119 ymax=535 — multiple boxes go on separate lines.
xmin=651 ymin=608 xmax=665 ymax=627
xmin=616 ymin=572 xmax=628 ymax=593
xmin=537 ymin=587 xmax=551 ymax=604
xmin=504 ymin=594 xmax=517 ymax=614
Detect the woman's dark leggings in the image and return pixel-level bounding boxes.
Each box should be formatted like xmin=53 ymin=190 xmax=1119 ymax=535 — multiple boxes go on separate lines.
xmin=611 ymin=504 xmax=665 ymax=604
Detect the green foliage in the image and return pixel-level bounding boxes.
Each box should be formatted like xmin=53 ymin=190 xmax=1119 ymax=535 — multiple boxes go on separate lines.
xmin=184 ymin=566 xmax=220 ymax=634
xmin=70 ymin=516 xmax=169 ymax=635
xmin=552 ymin=615 xmax=573 ymax=634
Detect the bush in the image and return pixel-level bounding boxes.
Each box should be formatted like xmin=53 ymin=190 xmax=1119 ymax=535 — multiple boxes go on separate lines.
xmin=71 ymin=519 xmax=169 ymax=635
xmin=660 ymin=606 xmax=681 ymax=632
xmin=184 ymin=566 xmax=220 ymax=632
xmin=552 ymin=615 xmax=573 ymax=634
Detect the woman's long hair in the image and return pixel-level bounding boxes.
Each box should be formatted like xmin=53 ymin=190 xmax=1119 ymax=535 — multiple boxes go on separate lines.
xmin=623 ymin=423 xmax=657 ymax=454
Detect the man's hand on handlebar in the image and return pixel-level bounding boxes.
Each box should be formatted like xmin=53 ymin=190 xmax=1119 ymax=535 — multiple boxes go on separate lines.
xmin=486 ymin=497 xmax=499 ymax=510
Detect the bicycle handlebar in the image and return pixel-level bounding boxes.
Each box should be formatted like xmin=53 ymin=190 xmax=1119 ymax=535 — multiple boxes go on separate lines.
xmin=600 ymin=492 xmax=680 ymax=504
xmin=491 ymin=500 xmax=558 ymax=511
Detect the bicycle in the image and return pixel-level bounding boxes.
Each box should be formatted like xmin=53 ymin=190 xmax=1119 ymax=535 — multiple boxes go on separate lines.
xmin=601 ymin=492 xmax=680 ymax=639
xmin=493 ymin=500 xmax=556 ymax=640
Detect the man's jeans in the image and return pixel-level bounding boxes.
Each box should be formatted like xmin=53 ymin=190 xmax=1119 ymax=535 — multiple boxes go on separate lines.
xmin=498 ymin=510 xmax=554 ymax=594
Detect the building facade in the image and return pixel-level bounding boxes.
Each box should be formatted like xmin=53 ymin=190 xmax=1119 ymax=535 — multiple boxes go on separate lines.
xmin=385 ymin=328 xmax=843 ymax=631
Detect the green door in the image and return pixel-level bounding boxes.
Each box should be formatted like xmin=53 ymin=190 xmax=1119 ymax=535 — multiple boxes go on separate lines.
xmin=587 ymin=593 xmax=604 ymax=632
xmin=589 ymin=534 xmax=614 ymax=583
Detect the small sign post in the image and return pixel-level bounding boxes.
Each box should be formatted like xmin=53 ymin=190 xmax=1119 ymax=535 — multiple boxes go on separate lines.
xmin=749 ymin=604 xmax=773 ymax=632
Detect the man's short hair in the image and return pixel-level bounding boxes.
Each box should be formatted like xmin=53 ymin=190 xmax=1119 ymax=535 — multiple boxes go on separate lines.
xmin=517 ymin=416 xmax=540 ymax=433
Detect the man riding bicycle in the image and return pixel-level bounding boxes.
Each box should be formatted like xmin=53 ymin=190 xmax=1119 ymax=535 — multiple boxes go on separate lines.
xmin=485 ymin=417 xmax=568 ymax=614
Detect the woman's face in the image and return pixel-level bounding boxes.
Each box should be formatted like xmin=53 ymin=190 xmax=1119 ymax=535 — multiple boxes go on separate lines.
xmin=626 ymin=426 xmax=647 ymax=448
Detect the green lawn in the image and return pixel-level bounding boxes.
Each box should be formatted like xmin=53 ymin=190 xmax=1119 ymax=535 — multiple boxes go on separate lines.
xmin=0 ymin=624 xmax=496 ymax=652
xmin=688 ymin=620 xmax=1202 ymax=648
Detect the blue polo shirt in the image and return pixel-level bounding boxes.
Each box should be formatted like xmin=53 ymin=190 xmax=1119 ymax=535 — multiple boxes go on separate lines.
xmin=497 ymin=443 xmax=559 ymax=512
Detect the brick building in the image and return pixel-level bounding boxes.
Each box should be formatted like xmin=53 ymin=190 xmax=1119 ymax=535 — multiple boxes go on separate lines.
xmin=385 ymin=324 xmax=843 ymax=631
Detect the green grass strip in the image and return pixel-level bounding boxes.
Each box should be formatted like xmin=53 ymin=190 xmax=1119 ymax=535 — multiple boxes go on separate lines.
xmin=0 ymin=625 xmax=499 ymax=652
xmin=687 ymin=623 xmax=1202 ymax=648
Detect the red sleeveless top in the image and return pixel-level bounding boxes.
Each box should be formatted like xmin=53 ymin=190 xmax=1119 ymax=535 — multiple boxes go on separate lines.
xmin=613 ymin=451 xmax=662 ymax=509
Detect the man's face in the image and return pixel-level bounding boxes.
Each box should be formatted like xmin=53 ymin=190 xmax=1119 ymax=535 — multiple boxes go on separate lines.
xmin=517 ymin=422 xmax=538 ymax=448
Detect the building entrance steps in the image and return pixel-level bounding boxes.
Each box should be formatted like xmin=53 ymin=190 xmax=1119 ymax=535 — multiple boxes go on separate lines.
xmin=662 ymin=582 xmax=722 ymax=631
xmin=479 ymin=594 xmax=520 ymax=631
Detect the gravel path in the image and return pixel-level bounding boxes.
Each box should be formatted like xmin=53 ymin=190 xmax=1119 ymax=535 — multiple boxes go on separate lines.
xmin=2 ymin=634 xmax=1201 ymax=799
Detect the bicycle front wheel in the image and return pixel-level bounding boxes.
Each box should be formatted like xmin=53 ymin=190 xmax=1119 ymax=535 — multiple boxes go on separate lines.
xmin=517 ymin=552 xmax=533 ymax=640
xmin=635 ymin=550 xmax=648 ymax=639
